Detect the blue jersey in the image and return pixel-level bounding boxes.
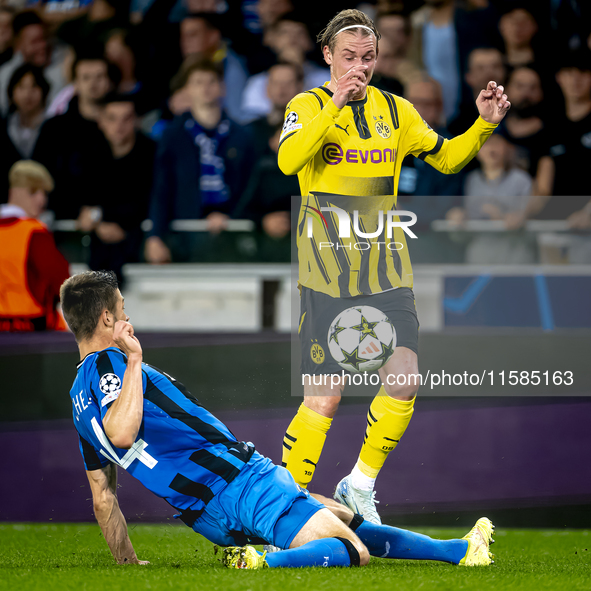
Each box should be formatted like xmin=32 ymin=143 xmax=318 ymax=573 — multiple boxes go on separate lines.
xmin=70 ymin=347 xmax=254 ymax=522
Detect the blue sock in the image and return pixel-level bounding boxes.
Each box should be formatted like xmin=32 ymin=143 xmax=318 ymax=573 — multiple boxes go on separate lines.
xmin=354 ymin=519 xmax=468 ymax=564
xmin=265 ymin=537 xmax=357 ymax=568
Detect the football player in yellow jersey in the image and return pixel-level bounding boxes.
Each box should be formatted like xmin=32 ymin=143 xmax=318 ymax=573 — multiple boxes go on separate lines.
xmin=277 ymin=9 xmax=511 ymax=524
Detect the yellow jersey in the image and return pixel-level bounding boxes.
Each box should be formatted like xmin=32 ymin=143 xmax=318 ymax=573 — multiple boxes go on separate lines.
xmin=278 ymin=83 xmax=497 ymax=298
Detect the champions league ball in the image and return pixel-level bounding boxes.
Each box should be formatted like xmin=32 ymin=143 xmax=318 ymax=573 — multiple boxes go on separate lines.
xmin=327 ymin=306 xmax=396 ymax=373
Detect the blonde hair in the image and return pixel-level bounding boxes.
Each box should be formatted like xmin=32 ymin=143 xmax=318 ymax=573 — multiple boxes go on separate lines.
xmin=8 ymin=160 xmax=54 ymax=192
xmin=318 ymin=9 xmax=380 ymax=55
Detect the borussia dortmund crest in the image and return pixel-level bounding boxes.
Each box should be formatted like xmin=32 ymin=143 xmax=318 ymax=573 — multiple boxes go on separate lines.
xmin=375 ymin=120 xmax=391 ymax=139
xmin=310 ymin=341 xmax=325 ymax=365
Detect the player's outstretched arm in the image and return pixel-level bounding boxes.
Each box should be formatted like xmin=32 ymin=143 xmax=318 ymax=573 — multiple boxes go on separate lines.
xmin=87 ymin=464 xmax=149 ymax=565
xmin=420 ymin=81 xmax=511 ymax=175
xmin=103 ymin=321 xmax=144 ymax=449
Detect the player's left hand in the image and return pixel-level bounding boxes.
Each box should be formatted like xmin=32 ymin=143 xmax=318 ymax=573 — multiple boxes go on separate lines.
xmin=476 ymin=81 xmax=511 ymax=124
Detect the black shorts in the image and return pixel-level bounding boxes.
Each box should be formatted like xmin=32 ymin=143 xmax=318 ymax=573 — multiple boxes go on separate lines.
xmin=299 ymin=286 xmax=419 ymax=375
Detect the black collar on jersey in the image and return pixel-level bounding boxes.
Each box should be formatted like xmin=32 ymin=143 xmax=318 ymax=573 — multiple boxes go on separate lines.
xmin=317 ymin=85 xmax=368 ymax=107
xmin=76 ymin=346 xmax=125 ymax=369
xmin=316 ymin=86 xmax=371 ymax=139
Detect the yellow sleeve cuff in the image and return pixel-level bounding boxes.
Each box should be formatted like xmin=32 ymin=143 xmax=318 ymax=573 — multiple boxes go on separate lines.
xmin=474 ymin=116 xmax=499 ymax=131
xmin=323 ymin=99 xmax=343 ymax=121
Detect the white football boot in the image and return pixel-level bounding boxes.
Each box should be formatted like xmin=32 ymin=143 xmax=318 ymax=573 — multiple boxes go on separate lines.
xmin=334 ymin=474 xmax=381 ymax=524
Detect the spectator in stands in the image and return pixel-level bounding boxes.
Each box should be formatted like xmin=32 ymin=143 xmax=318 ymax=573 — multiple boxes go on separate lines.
xmin=371 ymin=12 xmax=419 ymax=96
xmin=32 ymin=53 xmax=114 ymax=221
xmin=506 ymin=52 xmax=591 ymax=236
xmin=141 ymin=60 xmax=192 ymax=140
xmin=541 ymin=53 xmax=591 ymax=199
xmin=145 ymin=58 xmax=253 ymax=264
xmin=34 ymin=0 xmax=94 ymax=27
xmin=168 ymin=0 xmax=228 ymax=23
xmin=255 ymin=0 xmax=294 ymax=31
xmin=498 ymin=5 xmax=539 ymax=69
xmin=56 ymin=0 xmax=129 ymax=52
xmin=543 ymin=49 xmax=591 ymax=264
xmin=0 ymin=63 xmax=49 ymax=198
xmin=0 ymin=160 xmax=69 ymax=332
xmin=85 ymin=93 xmax=155 ymax=283
xmin=104 ymin=29 xmax=139 ymax=95
xmin=0 ymin=6 xmax=14 ymax=68
xmin=548 ymin=0 xmax=590 ymax=59
xmin=409 ymin=0 xmax=463 ymax=120
xmin=0 ymin=10 xmax=67 ymax=114
xmin=178 ymin=13 xmax=248 ymax=122
xmin=4 ymin=64 xmax=49 ymax=158
xmin=246 ymin=61 xmax=303 ymax=158
xmin=449 ymin=46 xmax=505 ymax=135
xmin=447 ymin=133 xmax=535 ymax=264
xmin=230 ymin=0 xmax=294 ymax=76
xmin=397 ymin=75 xmax=463 ymax=221
xmin=463 ymin=134 xmax=532 ymax=213
xmin=497 ymin=66 xmax=548 ymax=178
xmin=234 ymin=124 xmax=299 ymax=261
xmin=104 ymin=28 xmax=155 ymax=114
xmin=241 ymin=14 xmax=329 ymax=121
xmin=44 ymin=46 xmax=76 ymax=117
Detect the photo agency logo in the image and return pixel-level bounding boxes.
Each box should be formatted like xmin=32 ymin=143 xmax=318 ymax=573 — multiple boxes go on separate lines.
xmin=303 ymin=205 xmax=418 ymax=251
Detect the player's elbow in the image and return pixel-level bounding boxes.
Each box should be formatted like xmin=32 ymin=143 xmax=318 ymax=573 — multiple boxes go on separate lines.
xmin=277 ymin=147 xmax=301 ymax=176
xmin=108 ymin=432 xmax=135 ymax=450
xmin=437 ymin=160 xmax=462 ymax=175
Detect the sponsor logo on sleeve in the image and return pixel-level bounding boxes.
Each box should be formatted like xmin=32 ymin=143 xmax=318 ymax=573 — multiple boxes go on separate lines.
xmin=99 ymin=373 xmax=122 ymax=407
xmin=281 ymin=111 xmax=302 ymax=138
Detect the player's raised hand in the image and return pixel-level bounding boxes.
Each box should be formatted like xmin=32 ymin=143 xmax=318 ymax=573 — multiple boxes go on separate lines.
xmin=333 ymin=65 xmax=368 ymax=109
xmin=476 ymin=81 xmax=511 ymax=124
xmin=113 ymin=320 xmax=142 ymax=359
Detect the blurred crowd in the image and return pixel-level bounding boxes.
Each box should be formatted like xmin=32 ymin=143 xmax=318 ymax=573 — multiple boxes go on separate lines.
xmin=1 ymin=0 xmax=591 ymax=311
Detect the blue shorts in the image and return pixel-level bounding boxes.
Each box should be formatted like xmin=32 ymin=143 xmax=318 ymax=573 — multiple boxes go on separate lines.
xmin=190 ymin=451 xmax=324 ymax=549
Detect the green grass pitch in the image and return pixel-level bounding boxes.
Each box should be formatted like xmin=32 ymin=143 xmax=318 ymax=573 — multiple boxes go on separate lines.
xmin=1 ymin=523 xmax=590 ymax=591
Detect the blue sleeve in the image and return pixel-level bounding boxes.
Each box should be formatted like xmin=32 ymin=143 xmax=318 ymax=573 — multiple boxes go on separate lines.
xmin=92 ymin=349 xmax=143 ymax=419
xmin=78 ymin=433 xmax=111 ymax=471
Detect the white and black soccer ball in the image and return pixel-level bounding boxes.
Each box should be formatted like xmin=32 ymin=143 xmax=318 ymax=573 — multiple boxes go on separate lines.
xmin=99 ymin=373 xmax=121 ymax=395
xmin=327 ymin=306 xmax=396 ymax=373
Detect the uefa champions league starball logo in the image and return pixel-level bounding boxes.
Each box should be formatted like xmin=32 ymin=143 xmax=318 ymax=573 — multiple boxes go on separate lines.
xmin=99 ymin=373 xmax=122 ymax=395
xmin=328 ymin=306 xmax=396 ymax=373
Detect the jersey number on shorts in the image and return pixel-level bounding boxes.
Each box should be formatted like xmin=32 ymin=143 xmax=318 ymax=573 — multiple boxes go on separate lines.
xmin=91 ymin=417 xmax=158 ymax=469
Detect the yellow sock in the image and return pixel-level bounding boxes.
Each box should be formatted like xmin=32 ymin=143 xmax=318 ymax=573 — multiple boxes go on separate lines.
xmin=357 ymin=388 xmax=415 ymax=479
xmin=282 ymin=403 xmax=332 ymax=488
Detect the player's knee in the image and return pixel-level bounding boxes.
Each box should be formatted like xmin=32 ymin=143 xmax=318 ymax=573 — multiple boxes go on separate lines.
xmin=382 ymin=379 xmax=418 ymax=400
xmin=331 ymin=503 xmax=354 ymax=524
xmin=305 ymin=396 xmax=340 ymax=418
xmin=337 ymin=536 xmax=370 ymax=567
xmin=357 ymin=543 xmax=370 ymax=566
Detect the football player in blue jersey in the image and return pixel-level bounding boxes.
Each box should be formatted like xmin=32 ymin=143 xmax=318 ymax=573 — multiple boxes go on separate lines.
xmin=60 ymin=270 xmax=495 ymax=569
